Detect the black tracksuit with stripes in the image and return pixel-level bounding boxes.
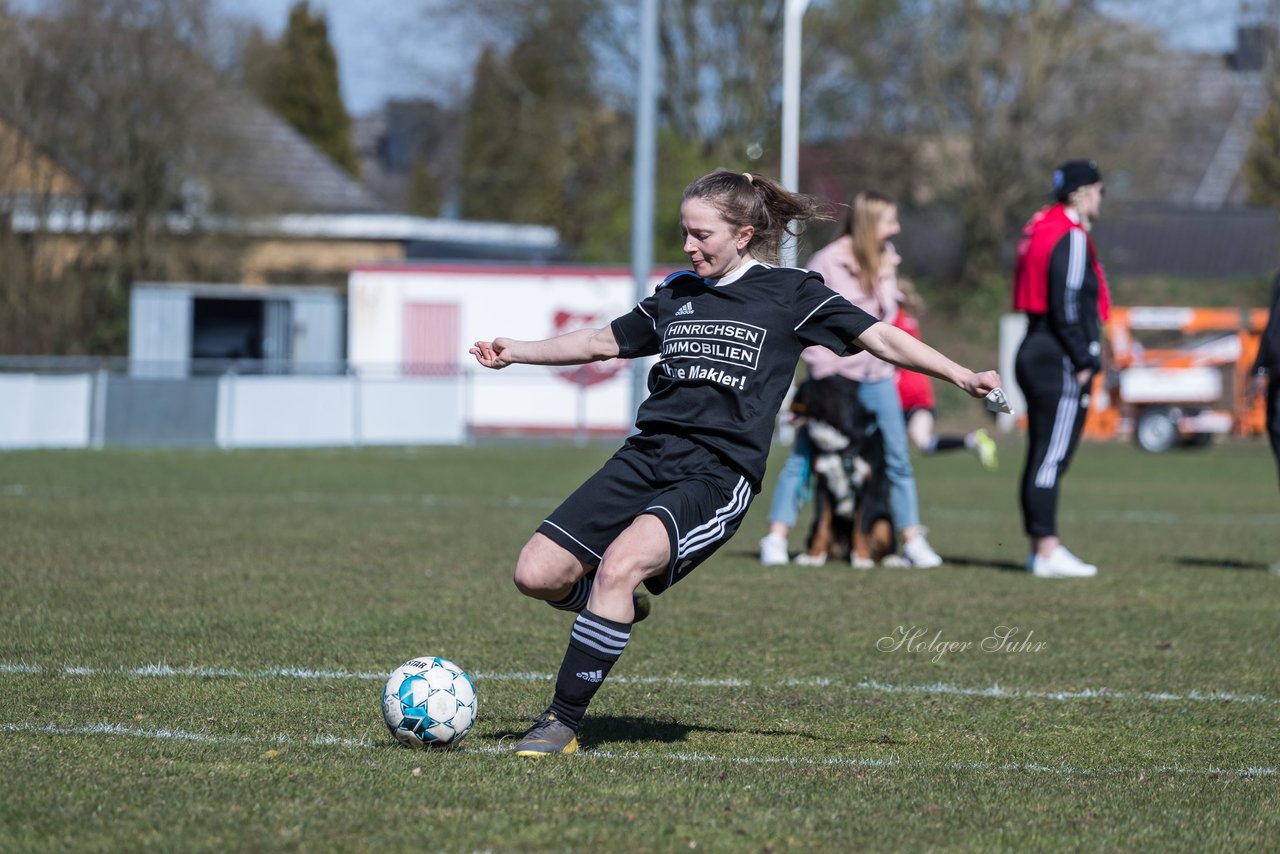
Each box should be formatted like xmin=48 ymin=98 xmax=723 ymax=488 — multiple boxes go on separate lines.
xmin=1254 ymin=271 xmax=1280 ymax=487
xmin=1015 ymin=227 xmax=1103 ymax=538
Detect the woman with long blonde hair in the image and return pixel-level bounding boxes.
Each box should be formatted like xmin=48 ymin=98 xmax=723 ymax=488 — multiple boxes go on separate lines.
xmin=760 ymin=191 xmax=945 ymax=569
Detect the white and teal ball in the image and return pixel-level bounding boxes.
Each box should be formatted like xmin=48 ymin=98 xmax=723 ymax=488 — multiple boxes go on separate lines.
xmin=381 ymin=657 xmax=477 ymax=748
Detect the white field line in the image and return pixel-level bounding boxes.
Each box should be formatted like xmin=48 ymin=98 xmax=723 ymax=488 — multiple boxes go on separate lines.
xmin=0 ymin=486 xmax=560 ymax=511
xmin=3 ymin=484 xmax=1278 ymax=527
xmin=1 ymin=721 xmax=1274 ymax=779
xmin=2 ymin=661 xmax=1277 ymax=706
xmin=0 ymin=721 xmax=373 ymax=750
xmin=927 ymin=506 xmax=1280 ymax=526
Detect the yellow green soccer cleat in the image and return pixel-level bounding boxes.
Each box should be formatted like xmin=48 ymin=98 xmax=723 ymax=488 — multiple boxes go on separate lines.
xmin=631 ymin=588 xmax=652 ymax=624
xmin=515 ymin=711 xmax=579 ymax=757
xmin=974 ymin=428 xmax=998 ymax=471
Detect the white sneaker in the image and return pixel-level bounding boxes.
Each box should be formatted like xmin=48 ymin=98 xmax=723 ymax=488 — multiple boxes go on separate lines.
xmin=901 ymin=535 xmax=943 ymax=568
xmin=759 ymin=533 xmax=790 ymax=566
xmin=851 ymin=554 xmax=876 ymax=570
xmin=794 ymin=552 xmax=827 ymax=567
xmin=1030 ymin=546 xmax=1098 ymax=578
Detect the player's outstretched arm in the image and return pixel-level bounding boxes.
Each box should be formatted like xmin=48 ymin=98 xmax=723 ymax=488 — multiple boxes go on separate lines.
xmin=856 ymin=322 xmax=1001 ymax=398
xmin=470 ymin=326 xmax=621 ymax=370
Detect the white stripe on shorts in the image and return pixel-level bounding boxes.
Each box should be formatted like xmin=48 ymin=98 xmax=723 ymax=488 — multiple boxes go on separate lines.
xmin=540 ymin=520 xmax=604 ymax=561
xmin=676 ymin=477 xmax=751 ymax=559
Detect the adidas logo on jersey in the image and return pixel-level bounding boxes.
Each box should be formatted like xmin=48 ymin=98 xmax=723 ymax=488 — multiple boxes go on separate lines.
xmin=576 ymin=670 xmax=604 ymax=683
xmin=674 ymin=301 xmax=695 ymax=316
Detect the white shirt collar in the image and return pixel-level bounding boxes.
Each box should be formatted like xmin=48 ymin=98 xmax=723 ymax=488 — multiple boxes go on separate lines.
xmin=706 ymin=258 xmax=765 ymax=287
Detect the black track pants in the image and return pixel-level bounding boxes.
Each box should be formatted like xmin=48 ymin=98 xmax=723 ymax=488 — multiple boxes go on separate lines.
xmin=1016 ymin=330 xmax=1091 ymax=538
xmin=1268 ymin=378 xmax=1280 ymax=489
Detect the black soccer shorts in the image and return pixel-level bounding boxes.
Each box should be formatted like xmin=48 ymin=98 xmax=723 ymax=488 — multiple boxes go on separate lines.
xmin=536 ymin=433 xmax=755 ymax=595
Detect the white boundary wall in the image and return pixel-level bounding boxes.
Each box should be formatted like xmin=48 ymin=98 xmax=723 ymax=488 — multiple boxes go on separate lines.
xmin=0 ymin=373 xmax=463 ymax=450
xmin=0 ymin=374 xmax=94 ymax=449
xmin=348 ymin=263 xmax=660 ymax=435
xmin=214 ymin=375 xmax=464 ymax=448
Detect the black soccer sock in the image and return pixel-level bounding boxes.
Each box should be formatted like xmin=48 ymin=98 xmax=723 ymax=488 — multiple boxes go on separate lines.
xmin=548 ymin=608 xmax=631 ymax=730
xmin=547 ymin=575 xmax=592 ymax=613
xmin=933 ymin=435 xmax=966 ymax=452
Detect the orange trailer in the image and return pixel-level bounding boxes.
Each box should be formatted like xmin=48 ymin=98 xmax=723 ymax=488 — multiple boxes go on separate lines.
xmin=1083 ymin=306 xmax=1269 ymax=451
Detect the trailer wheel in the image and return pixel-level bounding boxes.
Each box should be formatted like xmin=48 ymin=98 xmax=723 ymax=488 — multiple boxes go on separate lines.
xmin=1135 ymin=407 xmax=1179 ymax=453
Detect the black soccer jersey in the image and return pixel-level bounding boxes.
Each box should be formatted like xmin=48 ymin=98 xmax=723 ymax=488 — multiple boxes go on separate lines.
xmin=610 ymin=262 xmax=878 ymax=489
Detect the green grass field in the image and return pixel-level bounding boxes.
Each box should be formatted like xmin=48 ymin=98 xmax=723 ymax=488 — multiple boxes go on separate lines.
xmin=2 ymin=438 xmax=1277 ymax=851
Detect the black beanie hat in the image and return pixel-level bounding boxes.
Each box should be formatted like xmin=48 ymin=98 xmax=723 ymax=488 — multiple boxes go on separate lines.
xmin=1052 ymin=160 xmax=1102 ymax=201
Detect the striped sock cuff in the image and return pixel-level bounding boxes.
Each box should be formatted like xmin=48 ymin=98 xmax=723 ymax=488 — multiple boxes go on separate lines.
xmin=548 ymin=577 xmax=592 ymax=613
xmin=569 ymin=609 xmax=631 ymax=661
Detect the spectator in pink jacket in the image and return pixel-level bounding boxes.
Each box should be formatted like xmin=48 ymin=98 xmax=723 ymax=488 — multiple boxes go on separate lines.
xmin=759 ymin=191 xmax=943 ymax=569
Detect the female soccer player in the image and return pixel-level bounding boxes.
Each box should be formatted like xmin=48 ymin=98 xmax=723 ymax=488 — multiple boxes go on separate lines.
xmin=471 ymin=169 xmax=1002 ymax=755
xmin=1012 ymin=159 xmax=1109 ymax=578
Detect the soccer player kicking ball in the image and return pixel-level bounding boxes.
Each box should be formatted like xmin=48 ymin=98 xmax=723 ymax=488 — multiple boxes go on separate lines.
xmin=470 ymin=170 xmax=1003 ymax=756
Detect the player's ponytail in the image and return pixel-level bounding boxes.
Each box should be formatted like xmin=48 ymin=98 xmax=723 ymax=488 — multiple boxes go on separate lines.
xmin=683 ymin=169 xmax=829 ymax=265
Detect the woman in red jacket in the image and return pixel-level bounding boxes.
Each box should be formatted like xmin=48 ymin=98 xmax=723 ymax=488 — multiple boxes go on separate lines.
xmin=1012 ymin=160 xmax=1109 ymax=579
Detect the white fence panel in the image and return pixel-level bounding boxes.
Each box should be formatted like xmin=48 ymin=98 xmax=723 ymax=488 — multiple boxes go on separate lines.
xmin=217 ymin=376 xmax=356 ymax=448
xmin=359 ymin=377 xmax=465 ymax=445
xmin=212 ymin=375 xmax=467 ymax=448
xmin=0 ymin=374 xmax=93 ymax=449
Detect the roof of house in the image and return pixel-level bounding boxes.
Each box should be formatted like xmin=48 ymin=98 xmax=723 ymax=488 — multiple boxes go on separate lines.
xmin=9 ymin=206 xmax=557 ymax=245
xmin=0 ymin=10 xmax=383 ymax=216
xmin=193 ymin=86 xmax=385 ymax=215
xmin=1113 ymin=51 xmax=1268 ymax=209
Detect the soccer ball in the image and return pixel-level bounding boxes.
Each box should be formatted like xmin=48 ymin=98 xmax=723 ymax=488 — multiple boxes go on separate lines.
xmin=381 ymin=656 xmax=477 ymax=748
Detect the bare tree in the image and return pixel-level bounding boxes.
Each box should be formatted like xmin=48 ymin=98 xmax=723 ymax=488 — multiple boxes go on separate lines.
xmin=1245 ymin=71 xmax=1280 ymax=205
xmin=932 ymin=2 xmax=1162 ymax=281
xmin=423 ymin=0 xmax=1169 ymax=277
xmin=0 ymin=0 xmax=246 ymax=354
xmin=800 ymin=0 xmax=1166 ymax=285
xmin=430 ymin=0 xmax=802 ymax=261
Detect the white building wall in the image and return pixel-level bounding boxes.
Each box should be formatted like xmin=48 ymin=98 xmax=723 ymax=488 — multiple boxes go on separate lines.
xmin=348 ymin=264 xmax=660 ymax=435
xmin=130 ymin=288 xmax=192 ymax=378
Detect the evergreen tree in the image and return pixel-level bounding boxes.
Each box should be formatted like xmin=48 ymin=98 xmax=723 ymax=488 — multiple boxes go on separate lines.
xmin=254 ymin=1 xmax=359 ymax=177
xmin=1244 ymin=73 xmax=1280 ymax=207
xmin=458 ymin=43 xmax=525 ymax=221
xmin=406 ymin=156 xmax=443 ymax=217
xmin=459 ymin=3 xmax=630 ymax=255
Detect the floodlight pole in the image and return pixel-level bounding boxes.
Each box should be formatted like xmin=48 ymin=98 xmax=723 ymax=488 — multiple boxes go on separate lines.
xmin=630 ymin=0 xmax=659 ymax=420
xmin=780 ymin=0 xmax=810 ymax=268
